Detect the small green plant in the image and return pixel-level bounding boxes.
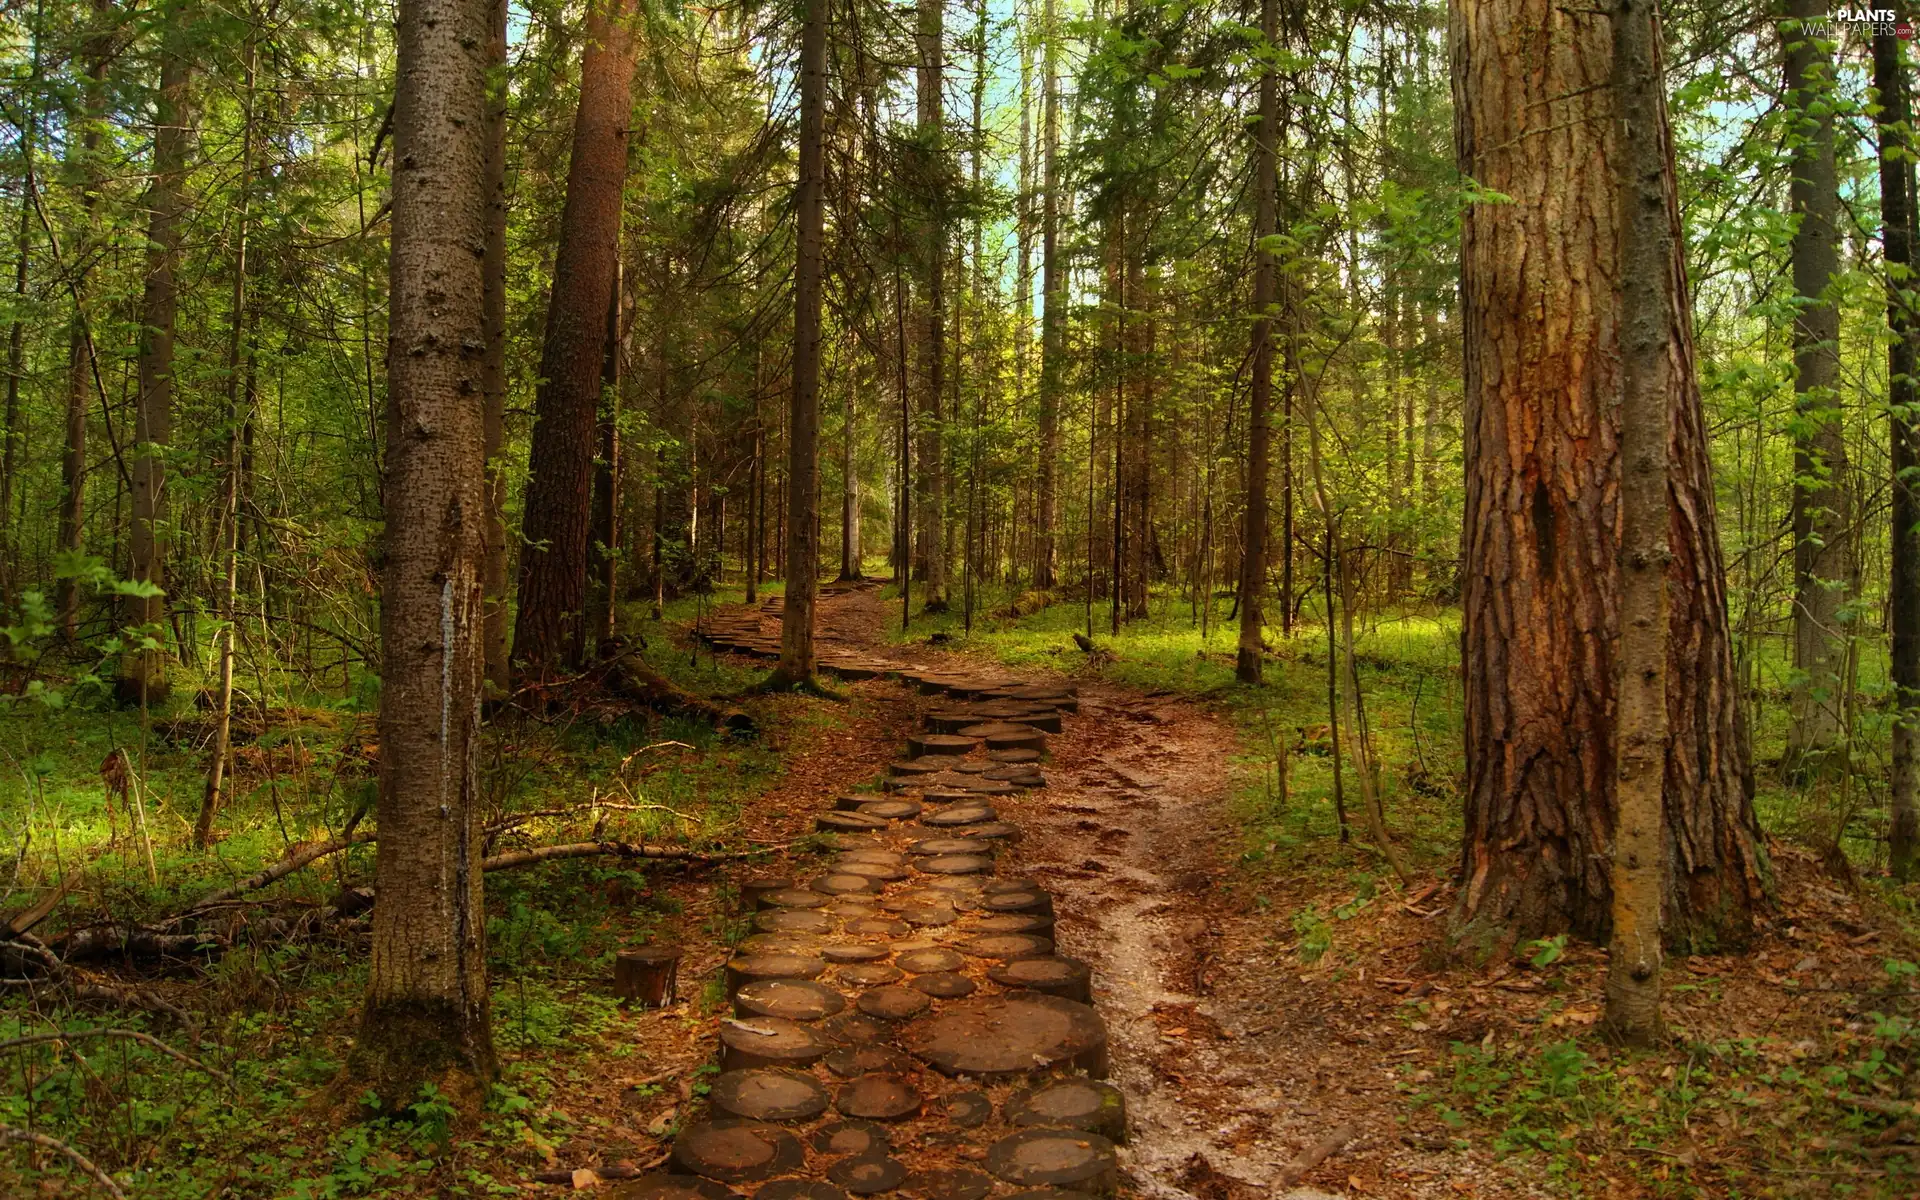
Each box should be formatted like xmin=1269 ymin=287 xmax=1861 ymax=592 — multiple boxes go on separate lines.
xmin=1291 ymin=904 xmax=1333 ymax=963
xmin=1523 ymin=933 xmax=1568 ymax=969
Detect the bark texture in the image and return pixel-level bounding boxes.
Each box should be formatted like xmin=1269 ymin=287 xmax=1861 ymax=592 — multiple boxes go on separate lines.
xmin=482 ymin=0 xmax=511 ymax=695
xmin=514 ymin=0 xmax=637 ymax=681
xmin=1451 ymin=0 xmax=1766 ymax=954
xmin=1236 ymin=0 xmax=1278 ymax=684
xmin=914 ymin=0 xmax=949 ymax=612
xmin=1034 ymin=0 xmax=1061 ymax=591
xmin=353 ymin=0 xmax=497 ymax=1106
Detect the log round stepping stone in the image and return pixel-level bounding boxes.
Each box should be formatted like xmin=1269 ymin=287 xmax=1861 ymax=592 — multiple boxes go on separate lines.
xmin=984 ymin=877 xmax=1042 ymax=893
xmin=824 ymin=1045 xmax=914 ymax=1077
xmin=907 ymin=733 xmax=977 ymax=757
xmin=810 ymin=1120 xmax=890 ymax=1157
xmin=833 ymin=1073 xmax=922 ymax=1121
xmin=987 ymin=748 xmax=1043 ymax=765
xmin=710 ymin=1069 xmax=832 ymax=1122
xmin=1004 ymin=1079 xmax=1127 ymax=1142
xmin=671 ymin=1119 xmax=805 ymax=1184
xmin=970 ymin=914 xmax=1055 ymax=935
xmin=984 ymin=730 xmax=1047 ymax=752
xmin=948 ymin=761 xmax=991 ymax=775
xmin=941 ymin=1090 xmax=993 ymax=1127
xmin=901 ymin=1168 xmax=993 ymax=1200
xmin=735 ymin=979 xmax=848 ymax=1022
xmin=837 ymin=963 xmax=906 ymax=987
xmin=988 ymin=956 xmax=1094 ymax=1004
xmin=916 ymin=787 xmax=973 ymax=804
xmin=984 ymin=766 xmax=1043 ymax=783
xmin=833 ymin=794 xmax=885 ymax=811
xmin=896 ymin=947 xmax=965 ymax=974
xmin=836 ymin=848 xmax=906 ymax=866
xmin=899 ymin=906 xmax=959 ymax=928
xmin=1008 ymin=685 xmax=1074 ymax=701
xmin=820 ymin=1013 xmax=893 ymax=1045
xmin=908 ymin=837 xmax=989 ymax=857
xmin=822 ymin=944 xmax=891 ymax=963
xmin=727 ymin=954 xmax=827 ymax=995
xmin=922 ymin=804 xmax=996 ymax=827
xmin=956 ymin=722 xmax=1034 ymax=739
xmin=888 ymin=758 xmax=958 ymax=777
xmin=609 ymin=1176 xmax=739 ymax=1200
xmin=720 ymin=1017 xmax=831 ymax=1071
xmin=739 ymin=934 xmax=824 ymax=956
xmin=985 ymin=1129 xmax=1118 ymax=1193
xmin=903 ymin=994 xmax=1108 ymax=1078
xmin=920 ymin=878 xmax=982 ymax=900
xmin=818 ymin=812 xmax=890 ymax=834
xmin=826 ymin=901 xmax=881 ymax=919
xmin=856 ymin=800 xmax=922 ymax=822
xmin=908 ymin=972 xmax=976 ymax=999
xmin=825 ymin=1155 xmax=909 ymax=1196
xmin=956 ymin=779 xmax=1018 ymax=797
xmin=925 ymin=711 xmax=983 ymax=734
xmin=759 ymin=888 xmax=831 ymax=910
xmin=754 ymin=1182 xmax=849 ymax=1200
xmin=958 ymin=933 xmax=1054 ymax=960
xmin=847 ymin=917 xmax=910 ymax=937
xmin=981 ymin=889 xmax=1052 ymax=915
xmin=952 ymin=821 xmax=1020 ymax=841
xmin=741 ymin=875 xmax=797 ymax=910
xmin=856 ymin=986 xmax=930 ymax=1021
xmin=811 ymin=872 xmax=881 ymax=896
xmin=754 ymin=910 xmax=837 ymax=935
xmin=1016 ymin=711 xmax=1065 ymax=733
xmin=914 ymin=854 xmax=993 ymax=875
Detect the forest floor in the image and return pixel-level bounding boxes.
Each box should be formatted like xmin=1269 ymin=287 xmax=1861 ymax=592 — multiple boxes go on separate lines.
xmin=4 ymin=585 xmax=1919 ymax=1199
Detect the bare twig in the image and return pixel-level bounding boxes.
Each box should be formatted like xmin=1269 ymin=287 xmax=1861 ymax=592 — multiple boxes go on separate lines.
xmin=0 ymin=1028 xmax=231 ymax=1082
xmin=480 ymin=840 xmax=770 ymax=873
xmin=0 ymin=1126 xmax=127 ymax=1198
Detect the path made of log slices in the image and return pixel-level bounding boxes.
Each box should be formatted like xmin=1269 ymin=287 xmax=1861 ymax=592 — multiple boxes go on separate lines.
xmin=615 ymin=668 xmax=1124 ymax=1200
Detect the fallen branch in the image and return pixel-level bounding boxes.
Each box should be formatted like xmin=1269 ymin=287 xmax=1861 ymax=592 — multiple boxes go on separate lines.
xmin=182 ymin=830 xmax=378 ymax=914
xmin=602 ymin=648 xmax=756 ymax=732
xmin=0 ymin=1125 xmax=127 ymax=1198
xmin=481 ymin=840 xmax=764 ymax=873
xmin=1274 ymin=1122 xmax=1356 ymax=1187
xmin=0 ymin=1028 xmax=231 ymax=1082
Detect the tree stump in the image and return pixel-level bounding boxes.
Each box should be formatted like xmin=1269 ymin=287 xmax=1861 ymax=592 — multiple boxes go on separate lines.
xmin=956 ymin=722 xmax=1033 ymax=739
xmin=725 ymin=953 xmax=826 ymax=997
xmin=914 ymin=853 xmax=994 ymax=875
xmin=988 ymin=956 xmax=1093 ymax=1004
xmin=907 ymin=732 xmax=978 ymax=757
xmin=817 ymin=812 xmax=890 ymax=834
xmin=811 ymin=1119 xmax=891 ymax=1155
xmin=959 ymin=933 xmax=1054 ymax=960
xmin=846 ymin=916 xmax=910 ymax=936
xmin=887 ymin=758 xmax=958 ymax=777
xmin=856 ymin=799 xmax=922 ymax=821
xmin=981 ymin=888 xmax=1053 ymax=915
xmin=922 ymin=804 xmax=997 ymax=827
xmin=740 ymin=874 xmax=796 ymax=911
xmin=834 ymin=1072 xmax=923 ymax=1120
xmin=909 ymin=837 xmax=990 ymax=857
xmin=926 ymin=711 xmax=984 ymax=734
xmin=718 ymin=1017 xmax=831 ymax=1071
xmin=1003 ymin=1079 xmax=1127 ymax=1142
xmin=810 ymin=872 xmax=882 ymax=896
xmin=832 ymin=859 xmax=909 ymax=883
xmin=614 ymin=946 xmax=683 ymax=1007
xmin=984 ymin=730 xmax=1047 ymax=752
xmin=969 ymin=914 xmax=1055 ymax=935
xmin=735 ymin=978 xmax=847 ymax=1021
xmin=709 ymin=1068 xmax=832 ymax=1122
xmin=836 ymin=963 xmax=906 ymax=987
xmin=670 ymin=1119 xmax=805 ymax=1183
xmin=760 ymin=888 xmax=831 ymax=910
xmin=987 ymin=748 xmax=1044 ymax=765
xmin=1012 ymin=711 xmax=1064 ymax=733
xmin=903 ymin=994 xmax=1108 ymax=1078
xmin=908 ymin=971 xmax=976 ymax=998
xmin=856 ymin=985 xmax=931 ymax=1021
xmin=985 ymin=1129 xmax=1118 ymax=1193
xmin=917 ymin=787 xmax=974 ymax=805
xmin=836 ymin=848 xmax=907 ymax=866
xmin=899 ymin=905 xmax=959 ymax=927
xmin=896 ymin=947 xmax=965 ymax=973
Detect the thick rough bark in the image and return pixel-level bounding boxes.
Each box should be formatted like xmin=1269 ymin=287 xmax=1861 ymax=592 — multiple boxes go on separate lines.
xmin=1783 ymin=0 xmax=1853 ymax=769
xmin=1235 ymin=0 xmax=1278 ymax=684
xmin=586 ymin=260 xmax=623 ymax=648
xmin=1603 ymin=0 xmax=1669 ymax=1045
xmin=1034 ymin=0 xmax=1061 ymax=591
xmin=514 ymin=0 xmax=636 ymax=682
xmin=352 ymin=0 xmax=496 ymax=1107
xmin=121 ymin=47 xmax=195 ymax=706
xmin=772 ymin=0 xmax=827 ymax=688
xmin=840 ymin=373 xmax=861 ymax=581
xmin=1876 ymin=35 xmax=1920 ymax=882
xmin=1451 ymin=0 xmax=1766 ymax=955
xmin=482 ymin=0 xmax=511 ymax=695
xmin=914 ymin=0 xmax=949 ymax=612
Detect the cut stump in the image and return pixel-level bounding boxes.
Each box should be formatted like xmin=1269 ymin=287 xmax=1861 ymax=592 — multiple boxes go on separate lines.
xmin=615 ymin=946 xmax=683 ymax=1007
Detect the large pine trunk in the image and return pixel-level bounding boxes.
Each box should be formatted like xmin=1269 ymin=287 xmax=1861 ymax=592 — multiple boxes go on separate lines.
xmin=914 ymin=0 xmax=949 ymax=612
xmin=1235 ymin=0 xmax=1278 ymax=684
xmin=481 ymin=0 xmax=511 ymax=695
xmin=121 ymin=47 xmax=194 ymax=705
xmin=352 ymin=0 xmax=496 ymax=1108
xmin=1451 ymin=0 xmax=1766 ymax=954
xmin=1034 ymin=0 xmax=1062 ymax=591
xmin=514 ymin=0 xmax=636 ymax=681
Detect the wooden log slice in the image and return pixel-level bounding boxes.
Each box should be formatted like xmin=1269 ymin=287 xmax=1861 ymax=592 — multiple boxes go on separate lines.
xmin=833 ymin=1073 xmax=922 ymax=1121
xmin=914 ymin=854 xmax=993 ymax=875
xmin=956 ymin=779 xmax=1018 ymax=797
xmin=921 ymin=804 xmax=997 ymax=827
xmin=908 ymin=837 xmax=989 ymax=857
xmin=924 ymin=711 xmax=981 ymax=735
xmin=948 ymin=761 xmax=991 ymax=775
xmin=919 ymin=878 xmax=983 ymax=900
xmin=738 ymin=934 xmax=825 ymax=956
xmin=718 ymin=1018 xmax=831 ymax=1071
xmin=1003 ymin=1079 xmax=1127 ymax=1142
xmin=759 ymin=888 xmax=831 ymax=910
xmin=916 ymin=676 xmax=964 ymax=695
xmin=740 ymin=875 xmax=796 ymax=911
xmin=968 ymin=914 xmax=1055 ymax=935
xmin=907 ymin=733 xmax=979 ymax=758
xmin=981 ymin=889 xmax=1053 ymax=915
xmin=835 ymin=848 xmax=907 ymax=866
xmin=670 ymin=1120 xmax=805 ymax=1184
xmin=836 ymin=963 xmax=906 ymax=987
xmin=819 ymin=1013 xmax=894 ymax=1045
xmin=986 ymin=748 xmax=1043 ymax=765
xmin=983 ymin=877 xmax=1041 ymax=893
xmin=834 ymin=793 xmax=888 ymax=811
xmin=898 ymin=906 xmax=958 ymax=928
xmin=855 ymin=986 xmax=931 ymax=1021
xmin=900 ymin=1168 xmax=993 ymax=1200
xmin=846 ymin=917 xmax=910 ymax=937
xmin=887 ymin=757 xmax=959 ymax=778
xmin=916 ymin=787 xmax=973 ymax=805
xmin=896 ymin=948 xmax=965 ymax=973
xmin=970 ymin=701 xmax=1043 ymax=719
xmin=726 ymin=953 xmax=828 ymax=996
xmin=821 ymin=944 xmax=891 ymax=963
xmin=983 ymin=766 xmax=1043 ymax=783
xmin=922 ymin=771 xmax=981 ymax=790
xmin=983 ymin=731 xmax=1047 ymax=753
xmin=753 ymin=1182 xmax=849 ymax=1200
xmin=809 ymin=1119 xmax=891 ymax=1157
xmin=824 ymin=1155 xmax=909 ymax=1196
xmin=1014 ymin=711 xmax=1063 ymax=734
xmin=856 ymin=800 xmax=923 ymax=822
xmin=605 ymin=1175 xmax=740 ymax=1200
xmin=958 ymin=934 xmax=1054 ymax=960
xmin=825 ymin=901 xmax=881 ymax=919
xmin=817 ymin=812 xmax=891 ymax=834
xmin=752 ymin=910 xmax=837 ymax=936
xmin=810 ymin=873 xmax=882 ymax=896
xmin=984 ymin=1129 xmax=1118 ymax=1193
xmin=908 ymin=972 xmax=976 ymax=999
xmin=734 ymin=979 xmax=847 ymax=1022
xmin=952 ymin=821 xmax=1020 ymax=842
xmin=615 ymin=946 xmax=684 ymax=1007
xmin=940 ymin=1091 xmax=993 ymax=1128
xmin=988 ymin=956 xmax=1093 ymax=1004
xmin=902 ymin=994 xmax=1108 ymax=1079
xmin=956 ymin=722 xmax=1035 ymax=739
xmin=824 ymin=1044 xmax=914 ymax=1077
xmin=709 ymin=1069 xmax=831 ymax=1123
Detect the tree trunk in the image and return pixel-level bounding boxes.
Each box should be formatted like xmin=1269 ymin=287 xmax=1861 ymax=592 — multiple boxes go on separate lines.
xmin=0 ymin=15 xmax=39 ymax=608
xmin=121 ymin=46 xmax=195 ymax=706
xmin=915 ymin=0 xmax=949 ymax=612
xmin=1603 ymin=0 xmax=1671 ymax=1045
xmin=840 ymin=370 xmax=861 ymax=580
xmin=1034 ymin=0 xmax=1061 ymax=591
xmin=351 ymin=0 xmax=496 ymax=1107
xmin=514 ymin=0 xmax=636 ymax=682
xmin=1876 ymin=34 xmax=1920 ymax=881
xmin=1783 ymin=0 xmax=1853 ymax=771
xmin=772 ymin=0 xmax=827 ymax=688
xmin=481 ymin=0 xmax=511 ymax=695
xmin=587 ymin=259 xmax=624 ymax=649
xmin=1451 ymin=0 xmax=1766 ymax=955
xmin=1236 ymin=0 xmax=1278 ymax=684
